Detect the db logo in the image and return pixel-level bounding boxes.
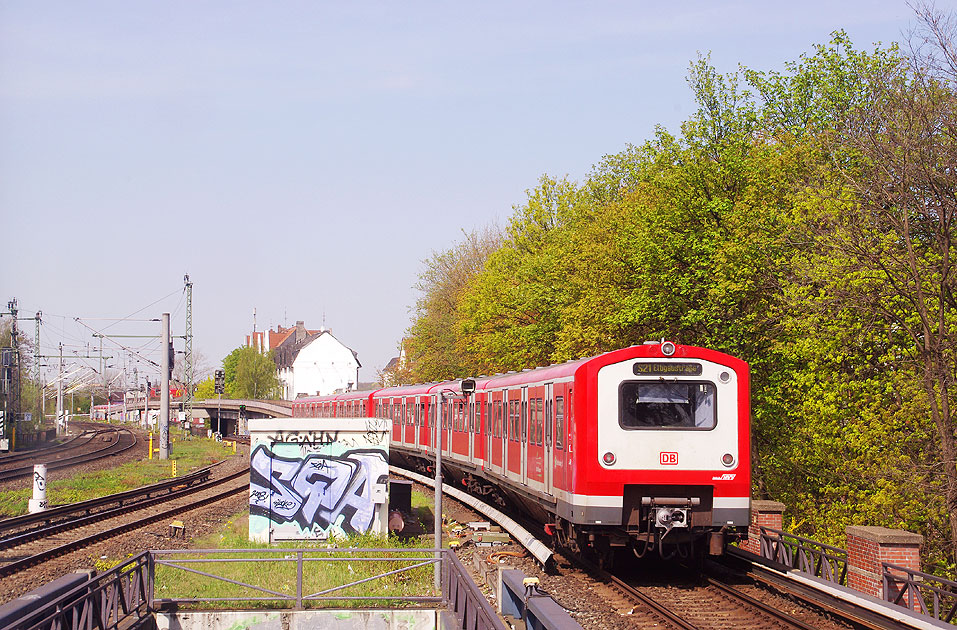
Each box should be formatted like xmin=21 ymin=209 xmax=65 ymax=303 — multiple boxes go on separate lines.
xmin=660 ymin=452 xmax=678 ymax=465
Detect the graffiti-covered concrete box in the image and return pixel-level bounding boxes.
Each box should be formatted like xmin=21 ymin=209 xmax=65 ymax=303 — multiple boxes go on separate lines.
xmin=248 ymin=417 xmax=391 ymax=543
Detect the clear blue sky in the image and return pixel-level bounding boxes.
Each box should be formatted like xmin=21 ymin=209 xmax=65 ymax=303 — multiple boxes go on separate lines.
xmin=0 ymin=1 xmax=931 ymax=386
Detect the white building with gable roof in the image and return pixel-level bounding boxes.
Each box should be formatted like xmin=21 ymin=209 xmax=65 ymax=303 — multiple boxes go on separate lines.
xmin=266 ymin=321 xmax=361 ymax=400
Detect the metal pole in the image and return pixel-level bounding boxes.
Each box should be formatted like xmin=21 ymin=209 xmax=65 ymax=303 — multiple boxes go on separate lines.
xmin=184 ymin=275 xmax=193 ymax=429
xmin=159 ymin=313 xmax=170 ymax=459
xmin=56 ymin=343 xmax=63 ymax=436
xmin=34 ymin=312 xmax=40 ymax=428
xmin=434 ymin=392 xmax=444 ymax=592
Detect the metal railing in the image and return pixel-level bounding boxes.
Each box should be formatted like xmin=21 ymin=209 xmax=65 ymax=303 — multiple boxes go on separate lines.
xmin=1 ymin=549 xmax=505 ymax=630
xmin=151 ymin=547 xmax=443 ymax=607
xmin=3 ymin=553 xmax=153 ymax=630
xmin=759 ymin=526 xmax=848 ymax=585
xmin=883 ymin=561 xmax=957 ymax=623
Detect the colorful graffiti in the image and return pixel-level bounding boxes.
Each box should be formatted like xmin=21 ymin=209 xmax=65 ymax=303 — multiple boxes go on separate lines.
xmin=248 ymin=420 xmax=390 ymax=542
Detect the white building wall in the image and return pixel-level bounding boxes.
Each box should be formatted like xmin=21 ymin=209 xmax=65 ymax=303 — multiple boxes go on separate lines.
xmin=285 ymin=333 xmax=360 ymax=399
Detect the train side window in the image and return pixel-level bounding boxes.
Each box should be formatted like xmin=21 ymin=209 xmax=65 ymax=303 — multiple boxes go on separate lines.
xmin=469 ymin=402 xmax=475 ymax=433
xmin=513 ymin=401 xmax=520 ymax=441
xmin=529 ymin=399 xmax=536 ymax=444
xmin=619 ymin=382 xmax=716 ymax=430
xmin=521 ymin=400 xmax=528 ymax=444
xmin=535 ymin=398 xmax=544 ymax=446
xmin=555 ymin=396 xmax=564 ymax=450
xmin=510 ymin=401 xmax=516 ymax=441
xmin=567 ymin=389 xmax=573 ymax=452
xmin=545 ymin=398 xmax=552 ymax=447
xmin=507 ymin=401 xmax=514 ymax=441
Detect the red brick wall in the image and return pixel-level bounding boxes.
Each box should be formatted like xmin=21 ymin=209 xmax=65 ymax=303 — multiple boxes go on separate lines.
xmin=846 ymin=526 xmax=922 ymax=609
xmin=742 ymin=500 xmax=785 ymax=555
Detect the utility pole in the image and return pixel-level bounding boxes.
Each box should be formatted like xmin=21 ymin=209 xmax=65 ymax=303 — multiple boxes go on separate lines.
xmin=160 ymin=313 xmax=170 ymax=460
xmin=184 ymin=275 xmax=193 ymax=434
xmin=34 ymin=312 xmax=41 ymax=427
xmin=434 ymin=391 xmax=444 ymax=592
xmin=56 ymin=343 xmax=63 ymax=436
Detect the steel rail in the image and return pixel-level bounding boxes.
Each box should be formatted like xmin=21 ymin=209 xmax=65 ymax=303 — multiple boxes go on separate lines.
xmin=0 ymin=465 xmax=216 ymax=535
xmin=701 ymin=573 xmax=822 ymax=630
xmin=0 ymin=430 xmax=108 ymax=467
xmin=388 ymin=465 xmax=554 ymax=567
xmin=0 ymin=428 xmax=136 ymax=482
xmin=0 ymin=468 xmax=242 ymax=552
xmin=719 ymin=550 xmax=918 ymax=630
xmin=0 ymin=468 xmax=249 ymax=579
xmin=572 ymin=553 xmax=701 ymax=630
xmin=0 ymin=433 xmax=85 ymax=465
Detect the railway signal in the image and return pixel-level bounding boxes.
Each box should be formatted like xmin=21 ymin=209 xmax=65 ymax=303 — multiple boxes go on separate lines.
xmin=214 ymin=370 xmax=225 ymax=394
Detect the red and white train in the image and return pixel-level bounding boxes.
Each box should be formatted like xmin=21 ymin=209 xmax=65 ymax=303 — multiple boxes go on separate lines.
xmin=291 ymin=341 xmax=750 ymax=559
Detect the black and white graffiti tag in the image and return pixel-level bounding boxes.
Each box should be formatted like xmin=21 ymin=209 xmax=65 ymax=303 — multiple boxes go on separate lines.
xmin=266 ymin=431 xmax=339 ymax=447
xmin=249 ymin=444 xmax=388 ymax=535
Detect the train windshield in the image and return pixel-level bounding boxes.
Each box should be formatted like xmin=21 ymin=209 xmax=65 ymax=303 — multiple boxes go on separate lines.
xmin=619 ymin=382 xmax=716 ymax=429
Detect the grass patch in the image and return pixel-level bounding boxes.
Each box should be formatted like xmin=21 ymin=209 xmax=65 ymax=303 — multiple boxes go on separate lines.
xmin=411 ymin=490 xmax=434 ymax=533
xmin=0 ymin=434 xmax=239 ymax=517
xmin=153 ymin=508 xmax=440 ymax=609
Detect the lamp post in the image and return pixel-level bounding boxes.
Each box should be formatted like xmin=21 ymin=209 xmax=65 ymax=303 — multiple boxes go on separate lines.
xmin=434 ymin=379 xmax=475 ymax=592
xmin=434 ymin=390 xmax=445 ymax=592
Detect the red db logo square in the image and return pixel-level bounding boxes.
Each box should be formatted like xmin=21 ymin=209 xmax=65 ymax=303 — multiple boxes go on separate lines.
xmin=660 ymin=452 xmax=678 ymax=465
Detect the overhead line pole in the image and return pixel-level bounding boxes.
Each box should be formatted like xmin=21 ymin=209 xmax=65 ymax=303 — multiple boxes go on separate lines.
xmin=34 ymin=312 xmax=40 ymax=427
xmin=160 ymin=313 xmax=170 ymax=460
xmin=56 ymin=344 xmax=63 ymax=436
xmin=184 ymin=275 xmax=193 ymax=434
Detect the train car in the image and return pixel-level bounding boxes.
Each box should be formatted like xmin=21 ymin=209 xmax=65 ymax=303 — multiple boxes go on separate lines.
xmin=290 ymin=341 xmax=750 ymax=561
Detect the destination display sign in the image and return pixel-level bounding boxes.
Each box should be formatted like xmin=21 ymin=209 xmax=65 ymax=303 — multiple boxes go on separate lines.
xmin=633 ymin=362 xmax=702 ymax=376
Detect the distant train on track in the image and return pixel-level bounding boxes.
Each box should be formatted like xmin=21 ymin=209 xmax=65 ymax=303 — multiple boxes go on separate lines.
xmin=291 ymin=341 xmax=750 ymax=562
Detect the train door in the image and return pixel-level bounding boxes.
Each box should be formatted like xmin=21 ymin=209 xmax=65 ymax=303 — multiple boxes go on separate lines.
xmin=566 ymin=387 xmax=574 ymax=490
xmin=390 ymin=399 xmax=401 ymax=442
xmin=444 ymin=398 xmax=452 ymax=456
xmin=544 ymin=382 xmax=554 ymax=495
xmin=506 ymin=389 xmax=521 ymax=481
xmin=521 ymin=386 xmax=528 ymax=486
xmin=524 ymin=387 xmax=544 ymax=487
xmin=412 ymin=396 xmax=425 ymax=447
xmin=489 ymin=392 xmax=503 ymax=475
xmin=429 ymin=395 xmax=438 ymax=456
xmin=421 ymin=398 xmax=431 ymax=451
xmin=468 ymin=399 xmax=475 ymax=463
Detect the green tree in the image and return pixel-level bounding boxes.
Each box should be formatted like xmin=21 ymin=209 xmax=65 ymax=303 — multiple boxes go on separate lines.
xmin=221 ymin=346 xmax=281 ymax=400
xmin=747 ymin=22 xmax=957 ymax=568
xmin=403 ymin=225 xmax=503 ymax=382
xmin=193 ymin=376 xmax=215 ymax=400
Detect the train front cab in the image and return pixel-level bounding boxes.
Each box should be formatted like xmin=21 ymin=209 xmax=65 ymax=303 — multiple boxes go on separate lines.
xmin=565 ymin=343 xmax=750 ymax=556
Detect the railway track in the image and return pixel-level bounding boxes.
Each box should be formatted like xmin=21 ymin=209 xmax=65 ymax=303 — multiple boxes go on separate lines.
xmin=0 ymin=464 xmax=217 ymax=541
xmin=0 ymin=434 xmax=85 ymax=466
xmin=0 ymin=465 xmax=250 ymax=579
xmin=390 ymin=463 xmax=865 ymax=630
xmin=564 ymin=552 xmax=847 ymax=630
xmin=0 ymin=425 xmax=137 ymax=483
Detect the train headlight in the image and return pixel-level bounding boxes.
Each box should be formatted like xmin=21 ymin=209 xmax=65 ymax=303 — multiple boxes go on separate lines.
xmin=721 ymin=453 xmax=735 ymax=467
xmin=661 ymin=341 xmax=676 ymax=356
xmin=602 ymin=451 xmax=617 ymax=466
